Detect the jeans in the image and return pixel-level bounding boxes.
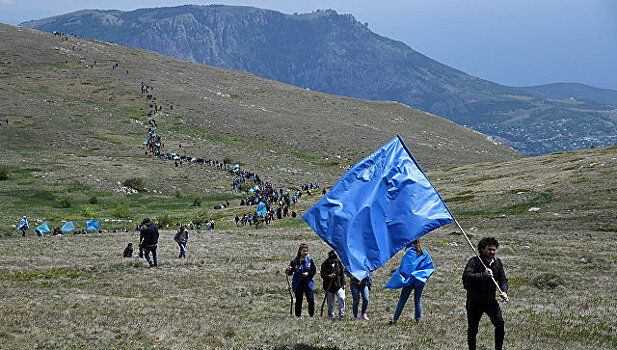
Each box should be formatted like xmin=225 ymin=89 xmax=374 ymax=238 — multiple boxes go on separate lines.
xmin=326 ymin=288 xmax=345 ymax=318
xmin=294 ymin=282 xmax=314 ymax=317
xmin=393 ymin=284 xmax=424 ymax=321
xmin=466 ymin=299 xmax=504 ymax=350
xmin=143 ymin=245 xmax=158 ymax=266
xmin=177 ymin=241 xmax=186 ymax=258
xmin=350 ymin=282 xmax=369 ymax=317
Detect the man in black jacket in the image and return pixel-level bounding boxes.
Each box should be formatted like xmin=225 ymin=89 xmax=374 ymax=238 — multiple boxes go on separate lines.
xmin=320 ymin=250 xmax=346 ymax=319
xmin=462 ymin=237 xmax=509 ymax=350
xmin=140 ymin=218 xmax=159 ymax=267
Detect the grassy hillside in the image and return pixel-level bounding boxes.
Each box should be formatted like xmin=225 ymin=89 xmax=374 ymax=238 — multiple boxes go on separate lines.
xmin=0 ymin=23 xmax=517 ymax=233
xmin=1 ymin=24 xmax=615 ymax=349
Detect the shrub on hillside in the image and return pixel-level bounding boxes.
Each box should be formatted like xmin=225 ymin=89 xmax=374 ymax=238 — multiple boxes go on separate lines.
xmin=0 ymin=164 xmax=11 ymax=180
xmin=191 ymin=194 xmax=201 ymax=207
xmin=111 ymin=204 xmax=132 ymax=219
xmin=80 ymin=206 xmax=97 ymax=218
xmin=122 ymin=177 xmax=144 ymax=191
xmin=174 ymin=189 xmax=183 ymax=199
xmin=157 ymin=214 xmax=172 ymax=228
xmin=88 ymin=196 xmax=98 ymax=204
xmin=57 ymin=194 xmax=73 ymax=208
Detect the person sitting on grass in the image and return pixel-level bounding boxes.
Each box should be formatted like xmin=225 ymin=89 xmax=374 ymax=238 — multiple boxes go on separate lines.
xmin=123 ymin=242 xmax=134 ymax=258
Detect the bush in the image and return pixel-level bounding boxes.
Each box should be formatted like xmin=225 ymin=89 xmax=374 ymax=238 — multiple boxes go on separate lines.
xmin=157 ymin=214 xmax=172 ymax=227
xmin=174 ymin=189 xmax=183 ymax=199
xmin=0 ymin=164 xmax=10 ymax=180
xmin=57 ymin=194 xmax=73 ymax=208
xmin=88 ymin=196 xmax=98 ymax=204
xmin=191 ymin=194 xmax=201 ymax=207
xmin=80 ymin=206 xmax=97 ymax=218
xmin=122 ymin=177 xmax=144 ymax=191
xmin=111 ymin=204 xmax=132 ymax=219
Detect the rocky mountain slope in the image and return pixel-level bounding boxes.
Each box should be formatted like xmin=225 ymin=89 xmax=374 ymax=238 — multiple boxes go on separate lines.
xmin=20 ymin=5 xmax=617 ymax=155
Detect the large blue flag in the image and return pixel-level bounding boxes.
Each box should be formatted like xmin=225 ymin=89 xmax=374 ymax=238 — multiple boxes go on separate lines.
xmin=36 ymin=222 xmax=51 ymax=235
xmin=86 ymin=219 xmax=100 ymax=231
xmin=61 ymin=221 xmax=75 ymax=233
xmin=302 ymin=135 xmax=454 ymax=280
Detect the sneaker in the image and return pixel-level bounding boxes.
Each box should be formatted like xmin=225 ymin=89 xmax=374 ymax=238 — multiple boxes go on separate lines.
xmin=353 ymin=317 xmax=359 ymax=321
xmin=388 ymin=319 xmax=397 ymax=325
xmin=361 ymin=313 xmax=369 ymax=321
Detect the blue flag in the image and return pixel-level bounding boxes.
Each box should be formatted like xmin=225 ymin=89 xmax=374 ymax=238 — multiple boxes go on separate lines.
xmin=385 ymin=247 xmax=435 ymax=289
xmin=302 ymin=135 xmax=454 ymax=280
xmin=61 ymin=221 xmax=75 ymax=233
xmin=18 ymin=218 xmax=29 ymax=231
xmin=36 ymin=222 xmax=51 ymax=235
xmin=86 ymin=219 xmax=100 ymax=231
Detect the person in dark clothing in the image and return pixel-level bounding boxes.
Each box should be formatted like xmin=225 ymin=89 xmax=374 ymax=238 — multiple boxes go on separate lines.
xmin=140 ymin=218 xmax=159 ymax=267
xmin=462 ymin=237 xmax=509 ymax=350
xmin=320 ymin=250 xmax=346 ymax=318
xmin=286 ymin=243 xmax=316 ymax=317
xmin=174 ymin=225 xmax=188 ymax=259
xmin=123 ymin=242 xmax=134 ymax=257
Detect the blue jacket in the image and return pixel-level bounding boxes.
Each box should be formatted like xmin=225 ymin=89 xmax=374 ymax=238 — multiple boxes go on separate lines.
xmin=386 ymin=247 xmax=434 ymax=289
xmin=289 ymin=257 xmax=316 ymax=291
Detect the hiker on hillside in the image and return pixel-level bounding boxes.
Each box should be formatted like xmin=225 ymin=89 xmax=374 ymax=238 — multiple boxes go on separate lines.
xmin=320 ymin=250 xmax=346 ymax=319
xmin=140 ymin=218 xmax=159 ymax=267
xmin=348 ymin=271 xmax=371 ymax=321
xmin=174 ymin=225 xmax=189 ymax=259
xmin=286 ymin=243 xmax=316 ymax=317
xmin=18 ymin=216 xmax=29 ymax=237
xmin=463 ymin=237 xmax=509 ymax=350
xmin=386 ymin=239 xmax=434 ymax=325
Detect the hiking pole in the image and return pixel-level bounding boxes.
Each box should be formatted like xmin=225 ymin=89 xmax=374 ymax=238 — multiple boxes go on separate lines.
xmin=320 ymin=273 xmax=335 ymax=317
xmin=454 ymin=218 xmax=509 ymax=302
xmin=285 ymin=272 xmax=294 ymax=316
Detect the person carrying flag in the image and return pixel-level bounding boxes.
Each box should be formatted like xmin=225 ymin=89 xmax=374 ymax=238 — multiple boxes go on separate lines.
xmin=386 ymin=239 xmax=434 ymax=325
xmin=463 ymin=237 xmax=509 ymax=350
xmin=18 ymin=216 xmax=29 ymax=237
xmin=286 ymin=243 xmax=316 ymax=317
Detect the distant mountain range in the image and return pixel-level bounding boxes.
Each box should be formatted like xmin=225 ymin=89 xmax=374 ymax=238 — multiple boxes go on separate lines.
xmin=21 ymin=5 xmax=617 ymax=155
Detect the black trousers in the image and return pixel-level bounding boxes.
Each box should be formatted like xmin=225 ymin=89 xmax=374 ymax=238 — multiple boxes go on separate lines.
xmin=294 ymin=282 xmax=314 ymax=317
xmin=466 ymin=299 xmax=504 ymax=350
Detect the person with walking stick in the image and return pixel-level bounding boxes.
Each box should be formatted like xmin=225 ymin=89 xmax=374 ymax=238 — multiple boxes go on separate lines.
xmin=320 ymin=250 xmax=346 ymax=319
xmin=463 ymin=237 xmax=509 ymax=350
xmin=286 ymin=243 xmax=316 ymax=317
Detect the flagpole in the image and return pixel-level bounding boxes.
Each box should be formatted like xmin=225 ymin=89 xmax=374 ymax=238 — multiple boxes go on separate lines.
xmin=453 ymin=218 xmax=509 ymax=302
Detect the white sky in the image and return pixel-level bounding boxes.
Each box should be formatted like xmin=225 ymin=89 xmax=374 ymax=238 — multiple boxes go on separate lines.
xmin=2 ymin=0 xmax=616 ymax=90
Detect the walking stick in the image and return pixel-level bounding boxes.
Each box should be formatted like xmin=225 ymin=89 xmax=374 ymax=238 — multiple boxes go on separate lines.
xmin=320 ymin=274 xmax=334 ymax=317
xmin=454 ymin=218 xmax=509 ymax=302
xmin=285 ymin=272 xmax=294 ymax=316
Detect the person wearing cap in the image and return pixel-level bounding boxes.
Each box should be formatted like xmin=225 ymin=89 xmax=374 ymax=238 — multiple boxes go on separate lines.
xmin=320 ymin=250 xmax=346 ymax=319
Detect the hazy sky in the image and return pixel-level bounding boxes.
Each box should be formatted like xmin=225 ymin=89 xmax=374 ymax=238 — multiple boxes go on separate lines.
xmin=2 ymin=0 xmax=616 ymax=90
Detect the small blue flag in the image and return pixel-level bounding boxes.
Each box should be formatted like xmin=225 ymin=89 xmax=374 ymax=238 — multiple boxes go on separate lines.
xmin=386 ymin=247 xmax=435 ymax=289
xmin=86 ymin=219 xmax=100 ymax=231
xmin=256 ymin=202 xmax=267 ymax=216
xmin=18 ymin=218 xmax=29 ymax=231
xmin=36 ymin=222 xmax=51 ymax=235
xmin=61 ymin=221 xmax=75 ymax=233
xmin=302 ymin=135 xmax=454 ymax=280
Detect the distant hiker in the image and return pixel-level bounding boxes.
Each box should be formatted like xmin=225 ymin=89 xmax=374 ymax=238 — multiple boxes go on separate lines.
xmin=386 ymin=239 xmax=434 ymax=325
xmin=209 ymin=219 xmax=215 ymax=230
xmin=235 ymin=215 xmax=240 ymax=227
xmin=286 ymin=243 xmax=316 ymax=317
xmin=348 ymin=272 xmax=371 ymax=320
xmin=18 ymin=216 xmax=29 ymax=237
xmin=123 ymin=242 xmax=134 ymax=258
xmin=174 ymin=225 xmax=188 ymax=259
xmin=140 ymin=218 xmax=159 ymax=267
xmin=463 ymin=237 xmax=509 ymax=350
xmin=320 ymin=250 xmax=346 ymax=319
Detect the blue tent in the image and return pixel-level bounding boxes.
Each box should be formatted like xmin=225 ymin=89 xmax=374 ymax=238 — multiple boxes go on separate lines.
xmin=86 ymin=219 xmax=100 ymax=231
xmin=61 ymin=221 xmax=75 ymax=233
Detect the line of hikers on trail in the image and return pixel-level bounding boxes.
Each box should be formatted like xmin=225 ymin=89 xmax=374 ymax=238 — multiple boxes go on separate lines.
xmin=286 ymin=239 xmax=509 ymax=350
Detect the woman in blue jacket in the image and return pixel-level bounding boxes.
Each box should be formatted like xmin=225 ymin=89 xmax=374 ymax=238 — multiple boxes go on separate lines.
xmin=386 ymin=239 xmax=435 ymax=324
xmin=286 ymin=243 xmax=316 ymax=317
